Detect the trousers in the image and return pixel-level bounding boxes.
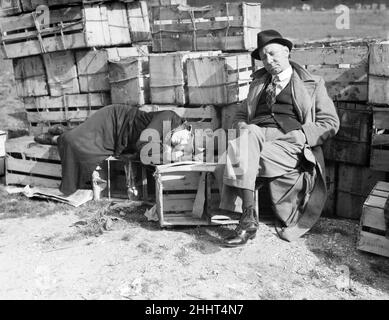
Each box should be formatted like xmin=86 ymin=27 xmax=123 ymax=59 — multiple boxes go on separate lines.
xmin=214 ymin=124 xmax=310 ymax=224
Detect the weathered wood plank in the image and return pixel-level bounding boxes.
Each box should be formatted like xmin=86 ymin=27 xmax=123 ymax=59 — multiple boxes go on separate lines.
xmin=5 ymin=136 xmax=60 ymax=160
xmin=7 ymin=156 xmax=61 ymax=177
xmin=369 ymin=75 xmax=389 ymax=106
xmin=5 ymin=173 xmax=61 ymax=188
xmin=369 ymin=42 xmax=389 ymax=77
xmin=358 ymin=231 xmax=389 ymax=258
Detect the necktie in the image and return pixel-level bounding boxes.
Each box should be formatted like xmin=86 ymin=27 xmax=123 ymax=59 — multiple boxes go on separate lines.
xmin=265 ymin=76 xmax=278 ymax=110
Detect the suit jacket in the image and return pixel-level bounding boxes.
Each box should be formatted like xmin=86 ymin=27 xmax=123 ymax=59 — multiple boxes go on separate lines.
xmin=231 ymin=61 xmax=340 ymax=241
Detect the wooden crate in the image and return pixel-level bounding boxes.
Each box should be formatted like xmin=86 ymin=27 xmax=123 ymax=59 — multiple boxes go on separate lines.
xmin=0 ymin=0 xmax=22 ymax=17
xmin=76 ymin=46 xmax=148 ymax=93
xmin=290 ymin=44 xmax=369 ymax=101
xmin=19 ymin=0 xmax=115 ymax=12
xmin=0 ymin=3 xmax=131 ymax=59
xmin=24 ymin=92 xmax=111 ymax=135
xmin=358 ymin=181 xmax=389 ymax=257
xmin=0 ymin=156 xmax=4 ymax=176
xmin=187 ymin=53 xmax=252 ymax=105
xmin=323 ymin=102 xmax=372 ymax=166
xmin=371 ymin=108 xmax=389 ymax=172
xmin=155 ymin=163 xmax=238 ymax=227
xmin=368 ymin=42 xmax=389 ymax=106
xmin=109 ymin=56 xmax=150 ymax=106
xmin=322 ymin=161 xmax=338 ymax=218
xmin=0 ymin=130 xmax=6 ymax=157
xmin=150 ymin=2 xmax=261 ymax=52
xmin=126 ymin=1 xmax=151 ymax=43
xmin=13 ymin=55 xmax=48 ymax=97
xmin=147 ymin=0 xmax=186 ymax=6
xmin=149 ymin=51 xmax=220 ymax=105
xmin=336 ymin=163 xmax=387 ymax=220
xmin=139 ymin=104 xmax=220 ymax=131
xmin=5 ymin=135 xmax=62 ymax=188
xmin=43 ymin=50 xmax=80 ymax=96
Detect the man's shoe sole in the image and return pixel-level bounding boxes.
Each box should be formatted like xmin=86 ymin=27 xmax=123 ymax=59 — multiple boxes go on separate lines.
xmin=222 ymin=233 xmax=257 ymax=248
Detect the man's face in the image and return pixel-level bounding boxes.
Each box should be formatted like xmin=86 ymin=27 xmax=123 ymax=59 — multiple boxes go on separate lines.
xmin=259 ymin=43 xmax=290 ymax=75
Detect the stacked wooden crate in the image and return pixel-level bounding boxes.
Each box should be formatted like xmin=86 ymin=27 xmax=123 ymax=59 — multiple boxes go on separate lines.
xmin=290 ymin=41 xmax=388 ymax=220
xmin=140 ymin=1 xmax=261 ymax=224
xmin=1 ymin=0 xmax=152 ymax=189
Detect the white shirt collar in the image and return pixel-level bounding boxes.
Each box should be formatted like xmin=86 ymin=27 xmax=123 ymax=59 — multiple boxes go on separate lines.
xmin=273 ymin=65 xmax=293 ymax=82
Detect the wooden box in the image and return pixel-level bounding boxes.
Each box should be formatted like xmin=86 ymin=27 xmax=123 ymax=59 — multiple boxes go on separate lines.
xmin=147 ymin=0 xmax=186 ymax=7
xmin=358 ymin=181 xmax=389 ymax=258
xmin=290 ymin=44 xmax=369 ymax=101
xmin=0 ymin=130 xmax=6 ymax=157
xmin=19 ymin=0 xmax=113 ymax=12
xmin=24 ymin=92 xmax=111 ymax=135
xmin=368 ymin=42 xmax=389 ymax=106
xmin=155 ymin=163 xmax=238 ymax=227
xmin=371 ymin=108 xmax=389 ymax=172
xmin=187 ymin=53 xmax=252 ymax=105
xmin=149 ymin=51 xmax=220 ymax=105
xmin=150 ymin=2 xmax=261 ymax=52
xmin=13 ymin=55 xmax=48 ymax=97
xmin=5 ymin=135 xmax=62 ymax=188
xmin=0 ymin=0 xmax=22 ymax=16
xmin=323 ymin=102 xmax=372 ymax=166
xmin=139 ymin=104 xmax=220 ymax=131
xmin=323 ymin=161 xmax=338 ymax=218
xmin=336 ymin=163 xmax=387 ymax=219
xmin=43 ymin=50 xmax=80 ymax=96
xmin=126 ymin=1 xmax=151 ymax=43
xmin=76 ymin=46 xmax=148 ymax=93
xmin=0 ymin=2 xmax=131 ymax=59
xmin=0 ymin=156 xmax=4 ymax=176
xmin=109 ymin=56 xmax=150 ymax=106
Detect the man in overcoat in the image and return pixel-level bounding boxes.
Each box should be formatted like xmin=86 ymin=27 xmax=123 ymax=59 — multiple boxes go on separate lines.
xmin=215 ymin=30 xmax=340 ymax=247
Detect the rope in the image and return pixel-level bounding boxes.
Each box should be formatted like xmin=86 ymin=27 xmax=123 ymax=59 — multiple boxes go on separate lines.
xmin=188 ymin=9 xmax=197 ymax=51
xmin=224 ymin=2 xmax=231 ymax=51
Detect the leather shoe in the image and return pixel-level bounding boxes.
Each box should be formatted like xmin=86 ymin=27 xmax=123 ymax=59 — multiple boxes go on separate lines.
xmin=223 ymin=227 xmax=257 ymax=247
xmin=34 ymin=133 xmax=55 ymax=145
xmin=48 ymin=124 xmax=67 ymax=135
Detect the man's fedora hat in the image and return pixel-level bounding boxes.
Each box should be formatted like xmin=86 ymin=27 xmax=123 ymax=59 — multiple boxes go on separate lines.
xmin=251 ymin=29 xmax=293 ymax=60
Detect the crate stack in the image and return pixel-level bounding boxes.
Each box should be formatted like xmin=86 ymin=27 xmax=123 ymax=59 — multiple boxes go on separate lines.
xmin=1 ymin=0 xmax=152 ymax=189
xmin=290 ymin=41 xmax=389 ymax=220
xmin=142 ymin=1 xmax=261 ymax=225
xmin=357 ymin=41 xmax=389 ymax=256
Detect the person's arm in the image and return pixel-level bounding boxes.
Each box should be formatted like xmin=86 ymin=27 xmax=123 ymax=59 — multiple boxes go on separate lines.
xmin=301 ymin=77 xmax=340 ymax=147
xmin=231 ymin=99 xmax=249 ymax=129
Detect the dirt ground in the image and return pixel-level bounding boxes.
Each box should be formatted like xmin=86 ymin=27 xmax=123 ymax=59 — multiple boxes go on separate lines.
xmin=0 ymin=9 xmax=389 ymax=300
xmin=0 ymin=187 xmax=388 ymax=300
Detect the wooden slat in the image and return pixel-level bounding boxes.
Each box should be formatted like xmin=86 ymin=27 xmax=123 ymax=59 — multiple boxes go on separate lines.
xmin=336 ymin=164 xmax=386 ymax=219
xmin=371 ymin=149 xmax=389 ymax=172
xmin=0 ymin=6 xmax=83 ymax=33
xmin=5 ymin=136 xmax=60 ymax=160
xmin=369 ymin=42 xmax=389 ymax=77
xmin=373 ymin=108 xmax=389 ymax=129
xmin=26 ymin=110 xmax=98 ymax=122
xmin=7 ymin=156 xmax=61 ymax=177
xmin=106 ymin=2 xmax=131 ymax=45
xmin=6 ymin=173 xmax=61 ymax=188
xmin=323 ymin=140 xmax=369 ymax=166
xmin=0 ymin=0 xmax=22 ymax=17
xmin=290 ymin=45 xmax=369 ymax=65
xmin=151 ymin=2 xmax=243 ymax=21
xmin=152 ymin=35 xmax=250 ymax=52
xmin=369 ymin=76 xmax=389 ymax=106
xmin=159 ymin=171 xmax=201 ymax=190
xmin=358 ymin=231 xmax=389 ymax=257
xmin=43 ymin=50 xmax=80 ymax=96
xmin=126 ymin=1 xmax=151 ymax=43
xmin=164 ymin=198 xmax=195 ymax=212
xmin=362 ymin=205 xmax=386 ymax=231
xmin=24 ymin=93 xmax=111 ymax=110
